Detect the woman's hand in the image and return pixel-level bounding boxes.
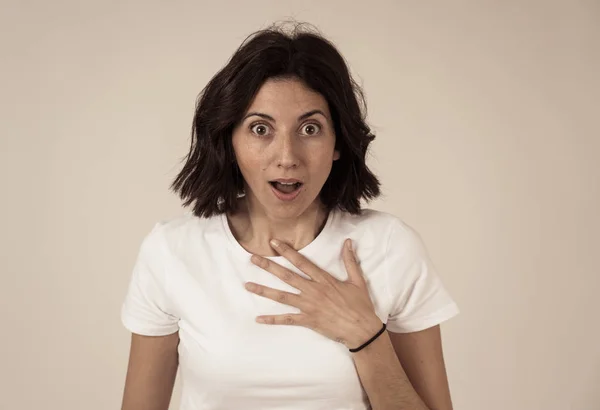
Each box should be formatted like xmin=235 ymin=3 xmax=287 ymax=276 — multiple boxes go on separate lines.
xmin=244 ymin=238 xmax=383 ymax=349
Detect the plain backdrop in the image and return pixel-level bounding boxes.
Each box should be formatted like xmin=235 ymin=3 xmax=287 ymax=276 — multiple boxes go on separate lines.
xmin=1 ymin=1 xmax=599 ymax=409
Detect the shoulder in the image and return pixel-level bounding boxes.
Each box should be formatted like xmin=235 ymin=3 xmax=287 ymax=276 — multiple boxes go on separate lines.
xmin=140 ymin=211 xmax=222 ymax=255
xmin=337 ymin=208 xmax=423 ymax=251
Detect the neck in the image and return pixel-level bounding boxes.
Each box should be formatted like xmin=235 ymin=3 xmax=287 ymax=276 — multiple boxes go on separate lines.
xmin=227 ymin=197 xmax=329 ymax=257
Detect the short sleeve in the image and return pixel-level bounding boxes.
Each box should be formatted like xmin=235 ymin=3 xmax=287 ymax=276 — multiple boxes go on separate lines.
xmin=121 ymin=223 xmax=180 ymax=336
xmin=384 ymin=221 xmax=459 ymax=333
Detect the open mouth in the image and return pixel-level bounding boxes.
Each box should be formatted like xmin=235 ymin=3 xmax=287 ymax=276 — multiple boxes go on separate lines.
xmin=269 ymin=180 xmax=303 ymax=194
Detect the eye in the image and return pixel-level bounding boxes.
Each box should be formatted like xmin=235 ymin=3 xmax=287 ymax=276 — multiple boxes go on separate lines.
xmin=249 ymin=123 xmax=271 ymax=137
xmin=301 ymin=122 xmax=321 ymax=136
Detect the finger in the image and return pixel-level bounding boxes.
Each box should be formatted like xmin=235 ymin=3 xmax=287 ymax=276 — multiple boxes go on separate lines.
xmin=343 ymin=238 xmax=365 ymax=286
xmin=255 ymin=313 xmax=309 ymax=326
xmin=269 ymin=239 xmax=326 ymax=282
xmin=250 ymin=254 xmax=311 ymax=292
xmin=245 ymin=282 xmax=304 ymax=308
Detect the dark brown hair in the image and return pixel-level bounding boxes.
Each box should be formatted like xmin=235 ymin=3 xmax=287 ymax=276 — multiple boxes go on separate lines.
xmin=171 ymin=22 xmax=381 ymax=217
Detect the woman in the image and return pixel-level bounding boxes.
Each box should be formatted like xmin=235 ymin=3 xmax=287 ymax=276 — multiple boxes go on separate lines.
xmin=121 ymin=24 xmax=459 ymax=410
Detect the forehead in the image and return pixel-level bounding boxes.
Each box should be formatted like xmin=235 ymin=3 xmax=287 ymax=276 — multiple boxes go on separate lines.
xmin=246 ymin=78 xmax=330 ymax=117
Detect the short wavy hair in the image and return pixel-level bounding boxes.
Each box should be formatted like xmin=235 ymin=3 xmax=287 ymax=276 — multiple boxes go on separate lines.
xmin=171 ymin=22 xmax=381 ymax=218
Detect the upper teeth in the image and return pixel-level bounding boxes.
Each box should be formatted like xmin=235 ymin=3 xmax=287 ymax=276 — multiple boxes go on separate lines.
xmin=278 ymin=182 xmax=296 ymax=185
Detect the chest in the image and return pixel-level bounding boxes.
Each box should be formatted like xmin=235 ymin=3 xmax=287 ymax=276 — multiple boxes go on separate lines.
xmin=170 ymin=246 xmax=391 ymax=343
xmin=166 ymin=246 xmax=389 ymax=405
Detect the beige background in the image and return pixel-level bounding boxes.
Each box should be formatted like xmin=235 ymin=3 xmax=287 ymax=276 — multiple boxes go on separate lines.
xmin=1 ymin=1 xmax=599 ymax=409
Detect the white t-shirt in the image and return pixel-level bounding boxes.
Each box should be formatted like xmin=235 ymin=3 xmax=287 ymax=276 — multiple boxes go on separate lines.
xmin=121 ymin=208 xmax=459 ymax=410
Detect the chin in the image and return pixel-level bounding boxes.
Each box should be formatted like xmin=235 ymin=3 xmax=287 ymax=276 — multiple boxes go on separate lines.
xmin=263 ymin=196 xmax=312 ymax=217
xmin=267 ymin=201 xmax=309 ymax=219
xmin=270 ymin=198 xmax=325 ymax=220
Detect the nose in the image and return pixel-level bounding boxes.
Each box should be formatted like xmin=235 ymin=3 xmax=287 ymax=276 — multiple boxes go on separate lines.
xmin=275 ymin=134 xmax=299 ymax=169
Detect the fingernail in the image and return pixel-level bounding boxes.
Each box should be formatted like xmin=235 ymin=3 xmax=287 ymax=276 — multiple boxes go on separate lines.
xmin=270 ymin=239 xmax=280 ymax=248
xmin=346 ymin=239 xmax=357 ymax=262
xmin=245 ymin=282 xmax=255 ymax=291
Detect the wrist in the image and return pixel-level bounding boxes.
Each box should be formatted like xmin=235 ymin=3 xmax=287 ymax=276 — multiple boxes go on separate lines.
xmin=347 ymin=316 xmax=385 ymax=350
xmin=350 ymin=328 xmax=390 ymax=361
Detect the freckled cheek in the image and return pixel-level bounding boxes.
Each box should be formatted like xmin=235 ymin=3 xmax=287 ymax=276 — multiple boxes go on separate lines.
xmin=307 ymin=156 xmax=334 ymax=182
xmin=236 ymin=152 xmax=269 ymax=182
xmin=235 ymin=140 xmax=264 ymax=163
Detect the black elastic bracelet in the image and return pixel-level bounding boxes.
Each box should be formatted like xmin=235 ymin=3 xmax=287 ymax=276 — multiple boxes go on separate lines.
xmin=349 ymin=322 xmax=387 ymax=353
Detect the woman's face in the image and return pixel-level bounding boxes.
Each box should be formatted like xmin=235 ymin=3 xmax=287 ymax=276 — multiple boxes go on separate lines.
xmin=231 ymin=77 xmax=340 ymax=219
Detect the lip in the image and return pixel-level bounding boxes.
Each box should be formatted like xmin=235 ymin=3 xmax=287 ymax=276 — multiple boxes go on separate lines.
xmin=270 ymin=178 xmax=303 ymax=184
xmin=269 ymin=181 xmax=303 ymax=202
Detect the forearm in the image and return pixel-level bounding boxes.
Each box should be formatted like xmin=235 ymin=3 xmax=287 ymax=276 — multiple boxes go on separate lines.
xmin=352 ymin=331 xmax=429 ymax=410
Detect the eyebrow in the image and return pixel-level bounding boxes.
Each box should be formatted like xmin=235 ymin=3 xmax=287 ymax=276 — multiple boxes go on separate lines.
xmin=242 ymin=109 xmax=328 ymax=123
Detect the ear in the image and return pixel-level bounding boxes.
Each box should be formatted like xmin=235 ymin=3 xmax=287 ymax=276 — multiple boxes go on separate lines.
xmin=333 ymin=150 xmax=340 ymax=161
